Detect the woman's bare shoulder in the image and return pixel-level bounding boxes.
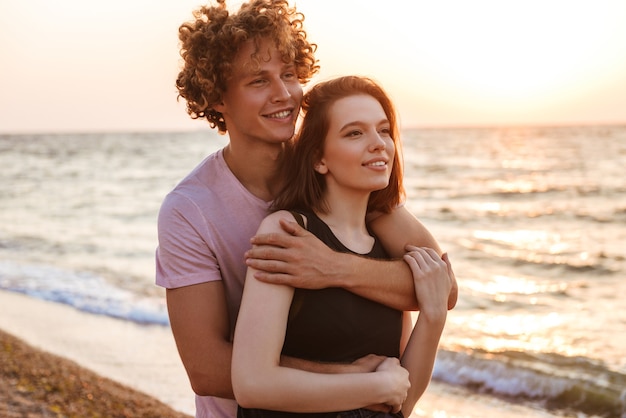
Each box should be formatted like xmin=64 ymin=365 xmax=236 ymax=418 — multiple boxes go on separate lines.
xmin=257 ymin=210 xmax=303 ymax=233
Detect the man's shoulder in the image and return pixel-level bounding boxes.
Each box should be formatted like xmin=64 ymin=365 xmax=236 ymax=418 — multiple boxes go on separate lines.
xmin=165 ymin=150 xmax=227 ymax=199
xmin=157 ymin=152 xmax=221 ymax=217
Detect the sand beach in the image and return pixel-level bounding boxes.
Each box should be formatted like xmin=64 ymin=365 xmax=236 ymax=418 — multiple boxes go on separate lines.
xmin=0 ymin=328 xmax=190 ymax=418
xmin=0 ymin=289 xmax=195 ymax=417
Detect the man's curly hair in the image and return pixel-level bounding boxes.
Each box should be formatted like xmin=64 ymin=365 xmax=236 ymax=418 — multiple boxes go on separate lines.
xmin=176 ymin=0 xmax=319 ymax=133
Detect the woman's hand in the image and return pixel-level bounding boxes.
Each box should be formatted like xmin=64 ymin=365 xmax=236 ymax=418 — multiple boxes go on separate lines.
xmin=373 ymin=357 xmax=410 ymax=413
xmin=403 ymin=246 xmax=453 ymax=319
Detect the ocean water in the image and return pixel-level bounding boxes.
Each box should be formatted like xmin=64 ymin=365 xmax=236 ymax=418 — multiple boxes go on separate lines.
xmin=1 ymin=126 xmax=625 ymax=417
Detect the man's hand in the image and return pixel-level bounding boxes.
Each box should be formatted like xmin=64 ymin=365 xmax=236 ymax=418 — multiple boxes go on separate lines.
xmin=245 ymin=217 xmax=342 ymax=289
xmin=350 ymin=354 xmax=387 ymax=373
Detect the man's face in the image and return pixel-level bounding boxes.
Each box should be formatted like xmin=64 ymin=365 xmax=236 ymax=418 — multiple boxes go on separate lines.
xmin=214 ymin=38 xmax=303 ymax=146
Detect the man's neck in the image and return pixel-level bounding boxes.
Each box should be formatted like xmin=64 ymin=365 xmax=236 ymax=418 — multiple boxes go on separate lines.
xmin=223 ymin=141 xmax=285 ymax=202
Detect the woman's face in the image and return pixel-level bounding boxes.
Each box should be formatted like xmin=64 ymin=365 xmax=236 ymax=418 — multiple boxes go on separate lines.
xmin=315 ymin=94 xmax=395 ymax=195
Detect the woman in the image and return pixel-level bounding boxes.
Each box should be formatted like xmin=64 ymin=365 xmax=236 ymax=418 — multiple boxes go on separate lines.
xmin=232 ymin=76 xmax=453 ymax=417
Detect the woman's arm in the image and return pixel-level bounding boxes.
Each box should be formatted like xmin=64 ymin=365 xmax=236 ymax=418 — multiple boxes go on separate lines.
xmin=398 ymin=246 xmax=452 ymax=416
xmin=232 ymin=211 xmax=410 ymax=413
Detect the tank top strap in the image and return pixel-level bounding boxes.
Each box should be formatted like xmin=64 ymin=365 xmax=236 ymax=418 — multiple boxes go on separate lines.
xmin=288 ymin=210 xmax=306 ymax=229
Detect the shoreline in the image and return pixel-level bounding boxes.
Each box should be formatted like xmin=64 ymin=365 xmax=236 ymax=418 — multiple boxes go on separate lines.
xmin=0 ymin=289 xmax=560 ymax=418
xmin=0 ymin=289 xmax=196 ymax=416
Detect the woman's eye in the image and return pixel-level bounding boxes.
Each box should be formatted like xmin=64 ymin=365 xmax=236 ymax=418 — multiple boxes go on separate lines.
xmin=347 ymin=130 xmax=362 ymax=138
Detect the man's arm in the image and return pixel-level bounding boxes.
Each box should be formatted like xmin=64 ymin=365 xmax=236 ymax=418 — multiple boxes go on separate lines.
xmin=368 ymin=206 xmax=441 ymax=258
xmin=166 ymin=281 xmax=234 ymax=398
xmin=246 ymin=220 xmax=417 ymax=310
xmin=245 ymin=207 xmax=457 ymax=311
xmin=159 ymin=196 xmax=387 ymax=401
xmin=167 ymin=281 xmax=388 ymax=399
xmin=370 ymin=206 xmax=458 ymax=310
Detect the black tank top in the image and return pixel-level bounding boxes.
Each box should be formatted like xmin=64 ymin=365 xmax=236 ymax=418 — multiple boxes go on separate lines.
xmin=237 ymin=211 xmax=403 ymax=418
xmin=282 ymin=211 xmax=402 ymax=363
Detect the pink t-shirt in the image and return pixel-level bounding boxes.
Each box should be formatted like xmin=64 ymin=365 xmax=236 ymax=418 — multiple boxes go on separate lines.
xmin=156 ymin=148 xmax=271 ymax=418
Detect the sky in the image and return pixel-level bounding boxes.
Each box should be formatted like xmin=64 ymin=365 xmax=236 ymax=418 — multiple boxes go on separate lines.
xmin=1 ymin=0 xmax=626 ymax=133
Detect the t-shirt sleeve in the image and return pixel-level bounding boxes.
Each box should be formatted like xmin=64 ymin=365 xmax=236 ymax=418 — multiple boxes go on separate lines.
xmin=155 ymin=191 xmax=221 ymax=289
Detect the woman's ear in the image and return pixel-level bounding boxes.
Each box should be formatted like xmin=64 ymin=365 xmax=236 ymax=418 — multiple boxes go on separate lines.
xmin=314 ymin=159 xmax=328 ymax=174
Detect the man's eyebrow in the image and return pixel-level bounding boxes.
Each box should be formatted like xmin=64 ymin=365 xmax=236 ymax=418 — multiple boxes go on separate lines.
xmin=247 ymin=63 xmax=296 ymax=77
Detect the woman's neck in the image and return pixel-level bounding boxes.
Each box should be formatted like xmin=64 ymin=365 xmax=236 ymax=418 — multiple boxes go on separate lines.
xmin=315 ymin=188 xmax=373 ymax=254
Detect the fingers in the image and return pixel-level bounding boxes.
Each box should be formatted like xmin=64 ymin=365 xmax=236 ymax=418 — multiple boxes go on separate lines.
xmin=404 ymin=245 xmax=441 ymax=261
xmin=251 ymin=271 xmax=292 ymax=285
xmin=442 ymin=252 xmax=459 ymax=310
xmin=402 ymin=253 xmax=421 ymax=273
xmin=249 ymin=217 xmax=310 ymax=248
xmin=375 ymin=357 xmax=409 ymax=413
xmin=447 ymin=281 xmax=459 ymax=310
xmin=403 ymin=247 xmax=446 ymax=272
xmin=403 ymin=246 xmax=454 ymax=315
xmin=351 ymin=354 xmax=386 ymax=373
xmin=245 ymin=257 xmax=290 ymax=274
xmin=249 ymin=232 xmax=291 ymax=248
xmin=442 ymin=252 xmax=453 ymax=275
xmin=278 ymin=218 xmax=309 ymax=237
xmin=245 ymin=245 xmax=289 ymax=264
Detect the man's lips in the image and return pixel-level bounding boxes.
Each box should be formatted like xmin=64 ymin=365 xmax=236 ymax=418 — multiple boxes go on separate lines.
xmin=264 ymin=109 xmax=292 ymax=119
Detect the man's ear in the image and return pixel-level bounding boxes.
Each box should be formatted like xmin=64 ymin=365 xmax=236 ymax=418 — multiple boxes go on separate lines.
xmin=212 ymin=102 xmax=225 ymax=113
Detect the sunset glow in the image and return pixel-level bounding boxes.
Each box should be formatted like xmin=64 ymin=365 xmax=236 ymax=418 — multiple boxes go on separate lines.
xmin=1 ymin=0 xmax=626 ymax=132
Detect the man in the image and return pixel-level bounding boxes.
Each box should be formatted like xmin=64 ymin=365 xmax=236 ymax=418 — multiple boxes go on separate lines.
xmin=156 ymin=1 xmax=457 ymax=417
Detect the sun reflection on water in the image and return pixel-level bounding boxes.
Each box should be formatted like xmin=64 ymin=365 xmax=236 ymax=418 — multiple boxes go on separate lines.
xmin=472 ymin=229 xmax=569 ymax=254
xmin=443 ymin=312 xmax=588 ymax=357
xmin=464 ymin=274 xmax=569 ymax=296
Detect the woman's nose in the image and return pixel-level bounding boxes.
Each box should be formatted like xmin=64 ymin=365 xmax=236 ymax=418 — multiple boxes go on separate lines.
xmin=370 ymin=131 xmax=387 ymax=151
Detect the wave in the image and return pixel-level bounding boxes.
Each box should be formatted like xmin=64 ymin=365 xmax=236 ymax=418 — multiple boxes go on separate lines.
xmin=434 ymin=348 xmax=626 ymax=417
xmin=420 ymin=200 xmax=626 ymax=230
xmin=456 ymin=237 xmax=620 ymax=276
xmin=407 ymin=183 xmax=579 ymax=201
xmin=0 ymin=261 xmax=168 ymax=326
